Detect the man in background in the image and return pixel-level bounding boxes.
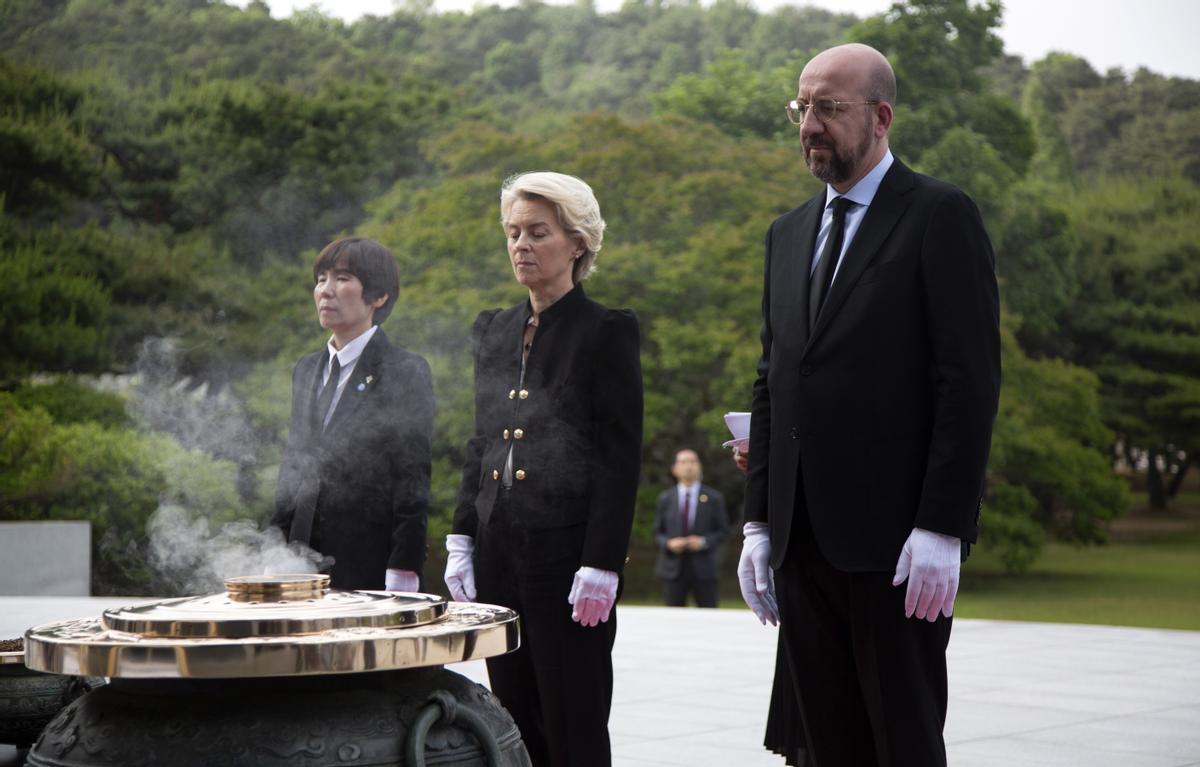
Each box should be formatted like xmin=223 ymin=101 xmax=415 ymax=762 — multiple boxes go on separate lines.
xmin=654 ymin=449 xmax=729 ymax=607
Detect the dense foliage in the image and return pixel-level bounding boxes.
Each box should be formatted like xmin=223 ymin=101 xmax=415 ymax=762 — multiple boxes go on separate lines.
xmin=1 ymin=0 xmax=1194 ymax=593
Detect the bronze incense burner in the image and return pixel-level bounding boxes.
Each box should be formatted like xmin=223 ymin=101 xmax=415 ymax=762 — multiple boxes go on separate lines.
xmin=18 ymin=575 xmax=528 ymax=766
xmin=0 ymin=641 xmax=97 ymax=751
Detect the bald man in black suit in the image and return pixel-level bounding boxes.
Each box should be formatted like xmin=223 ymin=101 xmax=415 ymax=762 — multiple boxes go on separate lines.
xmin=737 ymin=44 xmax=1000 ymax=766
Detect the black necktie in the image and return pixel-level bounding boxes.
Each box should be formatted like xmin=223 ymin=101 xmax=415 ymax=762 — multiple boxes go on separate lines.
xmin=809 ymin=196 xmax=854 ymax=329
xmin=313 ymin=353 xmax=341 ymax=434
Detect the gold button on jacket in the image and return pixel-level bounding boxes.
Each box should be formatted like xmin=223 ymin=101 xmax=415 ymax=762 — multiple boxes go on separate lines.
xmin=514 ymin=469 xmax=526 ymax=481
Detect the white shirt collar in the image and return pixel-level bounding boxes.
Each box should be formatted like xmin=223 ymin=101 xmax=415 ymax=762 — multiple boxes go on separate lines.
xmin=326 ymin=324 xmax=378 ymax=369
xmin=825 ymin=150 xmax=894 ymax=209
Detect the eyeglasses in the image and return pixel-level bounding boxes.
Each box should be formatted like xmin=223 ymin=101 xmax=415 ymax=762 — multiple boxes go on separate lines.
xmin=785 ymin=98 xmax=879 ymax=125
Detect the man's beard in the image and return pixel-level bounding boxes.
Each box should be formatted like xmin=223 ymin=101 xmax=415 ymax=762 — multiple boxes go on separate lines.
xmin=804 ymin=116 xmax=874 ymax=184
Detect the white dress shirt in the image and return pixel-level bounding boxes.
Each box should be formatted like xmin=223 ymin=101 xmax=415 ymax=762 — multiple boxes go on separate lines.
xmin=812 ymin=150 xmax=895 ymax=285
xmin=318 ymin=324 xmax=378 ymax=430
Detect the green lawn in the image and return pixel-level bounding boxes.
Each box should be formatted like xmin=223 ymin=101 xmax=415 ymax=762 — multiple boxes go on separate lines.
xmin=956 ymin=494 xmax=1200 ymax=630
xmin=631 ymin=492 xmax=1200 ymax=631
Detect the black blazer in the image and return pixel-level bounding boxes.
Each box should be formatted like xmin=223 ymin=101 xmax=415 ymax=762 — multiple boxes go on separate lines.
xmin=744 ymin=158 xmax=1001 ymax=571
xmin=653 ymin=484 xmax=729 ymax=580
xmin=272 ymin=329 xmax=434 ymax=589
xmin=452 ymin=284 xmax=643 ymax=574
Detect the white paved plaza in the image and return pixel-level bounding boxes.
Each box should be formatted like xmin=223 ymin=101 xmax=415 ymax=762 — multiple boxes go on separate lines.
xmin=597 ymin=607 xmax=1200 ymax=766
xmin=3 ymin=599 xmax=1199 ymax=766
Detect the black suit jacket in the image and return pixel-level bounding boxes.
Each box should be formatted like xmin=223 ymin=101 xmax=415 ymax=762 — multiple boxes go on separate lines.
xmin=744 ymin=158 xmax=1000 ymax=571
xmin=272 ymin=328 xmax=434 ymax=589
xmin=452 ymin=284 xmax=643 ymax=574
xmin=653 ymin=484 xmax=729 ymax=580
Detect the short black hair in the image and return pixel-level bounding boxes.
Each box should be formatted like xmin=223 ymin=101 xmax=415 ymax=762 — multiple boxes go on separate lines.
xmin=313 ymin=237 xmax=400 ymax=324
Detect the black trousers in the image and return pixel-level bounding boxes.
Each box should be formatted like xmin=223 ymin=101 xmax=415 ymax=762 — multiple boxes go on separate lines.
xmin=662 ymin=555 xmax=719 ymax=607
xmin=475 ymin=490 xmax=618 ymax=767
xmin=776 ymin=510 xmax=952 ymax=767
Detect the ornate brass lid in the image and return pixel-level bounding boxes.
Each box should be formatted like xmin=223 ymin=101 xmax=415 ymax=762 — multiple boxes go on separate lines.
xmin=22 ymin=575 xmax=519 ymax=679
xmin=102 ymin=574 xmax=444 ymax=638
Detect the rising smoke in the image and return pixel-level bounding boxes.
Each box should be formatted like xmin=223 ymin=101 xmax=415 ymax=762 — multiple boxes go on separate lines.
xmin=128 ymin=337 xmax=331 ymax=596
xmin=131 ymin=336 xmax=256 ymax=468
xmin=146 ymin=505 xmax=330 ymax=595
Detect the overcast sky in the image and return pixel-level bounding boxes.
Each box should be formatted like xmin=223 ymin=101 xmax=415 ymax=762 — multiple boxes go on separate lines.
xmin=242 ymin=0 xmax=1199 ymax=80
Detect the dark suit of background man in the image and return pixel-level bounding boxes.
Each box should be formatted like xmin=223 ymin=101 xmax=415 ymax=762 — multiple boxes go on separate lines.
xmin=654 ymin=449 xmax=729 ymax=607
xmin=736 ymin=43 xmax=1001 ymax=766
xmin=272 ymin=236 xmax=434 ymax=592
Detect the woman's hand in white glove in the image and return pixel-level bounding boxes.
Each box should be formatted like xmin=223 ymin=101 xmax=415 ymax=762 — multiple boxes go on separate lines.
xmin=567 ymin=567 xmax=619 ymax=627
xmin=443 ymin=534 xmax=477 ymax=602
xmin=384 ymin=569 xmax=420 ymax=592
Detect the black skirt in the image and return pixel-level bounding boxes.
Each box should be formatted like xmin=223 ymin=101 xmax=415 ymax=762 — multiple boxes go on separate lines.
xmin=764 ymin=632 xmax=809 ymax=766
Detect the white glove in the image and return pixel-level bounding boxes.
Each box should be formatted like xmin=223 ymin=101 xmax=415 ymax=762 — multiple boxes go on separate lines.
xmin=567 ymin=566 xmax=619 ymax=627
xmin=444 ymin=534 xmax=477 ymax=602
xmin=384 ymin=568 xmax=420 ymax=592
xmin=737 ymin=522 xmax=778 ymax=626
xmin=892 ymin=527 xmax=961 ymax=621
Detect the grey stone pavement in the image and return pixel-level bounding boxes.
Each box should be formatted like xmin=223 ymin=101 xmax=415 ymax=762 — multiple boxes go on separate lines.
xmin=3 ymin=598 xmax=1199 ymax=766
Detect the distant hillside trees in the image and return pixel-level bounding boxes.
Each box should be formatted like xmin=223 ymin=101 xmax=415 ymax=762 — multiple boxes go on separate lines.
xmin=0 ymin=0 xmax=1195 ymax=592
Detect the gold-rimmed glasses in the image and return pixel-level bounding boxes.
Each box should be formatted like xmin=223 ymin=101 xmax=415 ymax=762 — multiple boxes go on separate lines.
xmin=785 ymin=98 xmax=879 ymax=125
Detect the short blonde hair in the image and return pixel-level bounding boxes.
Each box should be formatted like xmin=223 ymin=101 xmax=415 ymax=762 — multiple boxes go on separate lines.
xmin=500 ymin=171 xmax=606 ymax=283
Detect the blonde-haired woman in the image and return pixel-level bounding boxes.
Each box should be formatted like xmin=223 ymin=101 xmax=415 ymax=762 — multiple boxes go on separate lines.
xmin=445 ymin=171 xmax=643 ymax=766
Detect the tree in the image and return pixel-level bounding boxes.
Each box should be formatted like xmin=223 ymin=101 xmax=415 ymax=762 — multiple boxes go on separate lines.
xmin=850 ymin=0 xmax=1033 ymax=173
xmin=1021 ymin=53 xmax=1101 ymax=183
xmin=12 ymin=378 xmax=129 ymax=428
xmin=483 ymin=40 xmax=540 ymax=90
xmin=985 ymin=325 xmax=1129 ymax=571
xmin=747 ymin=5 xmax=856 ymax=70
xmin=1062 ymin=176 xmax=1200 ymax=508
xmin=990 ymin=182 xmax=1078 ymax=353
xmin=0 ymin=56 xmax=101 ymax=217
xmin=67 ymin=72 xmax=453 ymax=266
xmin=1024 ymin=54 xmax=1200 ymax=185
xmin=917 ymin=125 xmax=1016 ymax=226
xmin=0 ymin=239 xmax=111 ymax=382
xmin=652 ymin=49 xmax=800 ymax=141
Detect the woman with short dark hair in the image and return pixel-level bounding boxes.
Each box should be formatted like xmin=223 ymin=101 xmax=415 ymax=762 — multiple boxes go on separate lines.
xmin=272 ymin=236 xmax=433 ymax=591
